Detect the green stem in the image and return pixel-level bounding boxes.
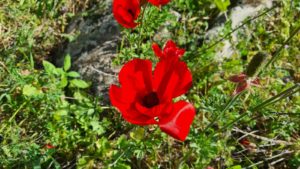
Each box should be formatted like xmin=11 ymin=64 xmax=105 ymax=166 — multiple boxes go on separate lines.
xmin=0 ymin=101 xmax=27 ymax=133
xmin=9 ymin=101 xmax=27 ymax=123
xmin=221 ymin=84 xmax=300 ymax=130
xmin=199 ymin=6 xmax=277 ymax=54
xmin=252 ymin=84 xmax=300 ymax=111
xmin=258 ymin=24 xmax=300 ymax=76
xmin=137 ymin=2 xmax=149 ymax=54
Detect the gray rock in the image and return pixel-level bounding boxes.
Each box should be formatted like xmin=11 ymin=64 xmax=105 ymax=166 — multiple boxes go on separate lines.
xmin=73 ymin=39 xmax=120 ymax=97
xmin=205 ymin=0 xmax=273 ymax=62
xmin=56 ymin=1 xmax=120 ymax=101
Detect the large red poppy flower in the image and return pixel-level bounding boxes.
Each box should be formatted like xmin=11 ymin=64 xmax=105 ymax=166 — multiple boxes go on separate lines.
xmin=152 ymin=40 xmax=185 ymax=60
xmin=110 ymin=58 xmax=195 ymax=141
xmin=113 ymin=0 xmax=141 ymax=28
xmin=147 ymin=0 xmax=171 ymax=7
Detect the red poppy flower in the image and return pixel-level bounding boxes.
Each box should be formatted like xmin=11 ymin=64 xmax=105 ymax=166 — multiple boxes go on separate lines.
xmin=239 ymin=138 xmax=257 ymax=150
xmin=152 ymin=40 xmax=185 ymax=60
xmin=229 ymin=73 xmax=260 ymax=95
xmin=44 ymin=143 xmax=55 ymax=149
xmin=113 ymin=0 xmax=141 ymax=28
xmin=147 ymin=0 xmax=171 ymax=7
xmin=110 ymin=58 xmax=195 ymax=141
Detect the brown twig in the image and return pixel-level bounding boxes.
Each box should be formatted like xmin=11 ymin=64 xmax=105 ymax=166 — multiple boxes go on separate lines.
xmin=0 ymin=61 xmax=9 ymax=73
xmin=237 ymin=130 xmax=259 ymax=141
xmin=233 ymin=127 xmax=293 ymax=146
xmin=244 ymin=150 xmax=294 ymax=169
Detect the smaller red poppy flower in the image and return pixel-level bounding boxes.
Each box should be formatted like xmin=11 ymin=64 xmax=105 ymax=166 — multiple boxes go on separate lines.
xmin=239 ymin=138 xmax=257 ymax=150
xmin=152 ymin=40 xmax=185 ymax=60
xmin=229 ymin=73 xmax=260 ymax=95
xmin=239 ymin=138 xmax=250 ymax=146
xmin=113 ymin=0 xmax=141 ymax=28
xmin=44 ymin=143 xmax=55 ymax=149
xmin=147 ymin=0 xmax=171 ymax=7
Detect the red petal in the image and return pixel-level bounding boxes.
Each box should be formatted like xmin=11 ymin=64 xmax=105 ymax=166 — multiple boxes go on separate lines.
xmin=233 ymin=82 xmax=250 ymax=95
xmin=239 ymin=138 xmax=251 ymax=146
xmin=229 ymin=73 xmax=247 ymax=83
xmin=163 ymin=40 xmax=185 ymax=59
xmin=176 ymin=49 xmax=185 ymax=58
xmin=134 ymin=101 xmax=164 ymax=118
xmin=164 ymin=40 xmax=177 ymax=49
xmin=147 ymin=0 xmax=170 ymax=6
xmin=250 ymin=78 xmax=260 ymax=87
xmin=119 ymin=59 xmax=153 ymax=93
xmin=110 ymin=85 xmax=156 ymax=125
xmin=45 ymin=144 xmax=55 ymax=149
xmin=159 ymin=101 xmax=195 ymax=141
xmin=109 ymin=85 xmax=134 ymax=112
xmin=122 ymin=107 xmax=158 ymax=125
xmin=113 ymin=0 xmax=140 ymax=28
xmin=153 ymin=59 xmax=192 ymax=101
xmin=152 ymin=43 xmax=164 ymax=58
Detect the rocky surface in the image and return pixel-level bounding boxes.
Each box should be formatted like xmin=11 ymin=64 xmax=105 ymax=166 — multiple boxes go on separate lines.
xmin=205 ymin=0 xmax=274 ymax=61
xmin=55 ymin=0 xmax=120 ymax=101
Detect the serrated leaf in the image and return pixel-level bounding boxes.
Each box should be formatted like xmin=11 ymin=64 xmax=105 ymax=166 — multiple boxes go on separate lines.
xmin=90 ymin=121 xmax=105 ymax=135
xmin=64 ymin=55 xmax=71 ymax=71
xmin=67 ymin=71 xmax=80 ymax=78
xmin=70 ymin=79 xmax=90 ymax=88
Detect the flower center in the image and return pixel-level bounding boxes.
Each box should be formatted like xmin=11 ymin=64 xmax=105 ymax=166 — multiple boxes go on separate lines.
xmin=127 ymin=9 xmax=134 ymax=17
xmin=142 ymin=92 xmax=159 ymax=108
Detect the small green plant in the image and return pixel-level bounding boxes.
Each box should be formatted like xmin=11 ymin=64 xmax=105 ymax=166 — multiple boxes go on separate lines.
xmin=42 ymin=55 xmax=90 ymax=89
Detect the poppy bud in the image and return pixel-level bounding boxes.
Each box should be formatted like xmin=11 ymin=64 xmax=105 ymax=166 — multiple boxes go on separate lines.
xmin=44 ymin=143 xmax=55 ymax=149
xmin=147 ymin=0 xmax=171 ymax=6
xmin=245 ymin=52 xmax=268 ymax=77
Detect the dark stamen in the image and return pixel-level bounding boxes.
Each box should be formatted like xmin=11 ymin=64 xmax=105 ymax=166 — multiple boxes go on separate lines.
xmin=142 ymin=92 xmax=159 ymax=108
xmin=127 ymin=9 xmax=134 ymax=17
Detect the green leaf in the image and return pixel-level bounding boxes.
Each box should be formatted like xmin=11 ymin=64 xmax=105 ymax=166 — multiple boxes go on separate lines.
xmin=60 ymin=33 xmax=78 ymax=42
xmin=60 ymin=75 xmax=68 ymax=88
xmin=56 ymin=68 xmax=65 ymax=75
xmin=227 ymin=165 xmax=242 ymax=169
xmin=67 ymin=71 xmax=80 ymax=78
xmin=114 ymin=163 xmax=131 ymax=169
xmin=130 ymin=127 xmax=145 ymax=141
xmin=64 ymin=55 xmax=71 ymax=71
xmin=70 ymin=79 xmax=90 ymax=88
xmin=22 ymin=84 xmax=42 ymax=97
xmin=43 ymin=60 xmax=57 ymax=75
xmin=214 ymin=0 xmax=230 ymax=12
xmin=90 ymin=121 xmax=105 ymax=135
xmin=53 ymin=110 xmax=68 ymax=121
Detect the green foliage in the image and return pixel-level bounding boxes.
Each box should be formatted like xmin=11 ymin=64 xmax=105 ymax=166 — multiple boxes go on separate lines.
xmin=0 ymin=0 xmax=300 ymax=168
xmin=42 ymin=56 xmax=90 ymax=89
xmin=214 ymin=0 xmax=231 ymax=12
